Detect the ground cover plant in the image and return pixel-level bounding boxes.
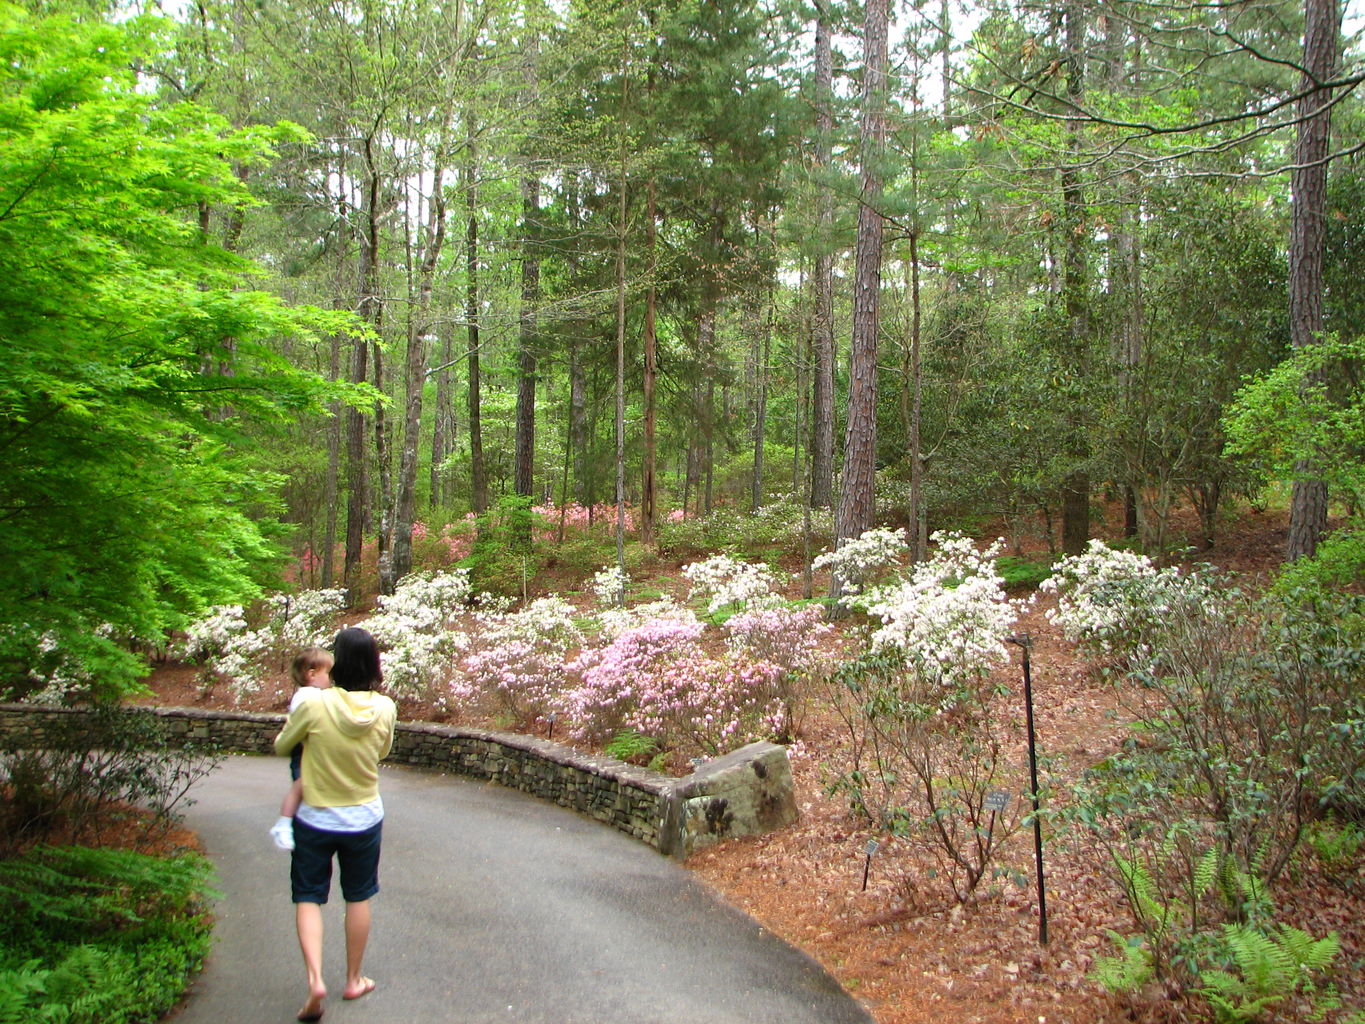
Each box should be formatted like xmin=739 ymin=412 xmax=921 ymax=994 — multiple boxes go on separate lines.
xmin=0 ymin=844 xmax=216 ymax=1024
xmin=0 ymin=705 xmax=220 ymax=1024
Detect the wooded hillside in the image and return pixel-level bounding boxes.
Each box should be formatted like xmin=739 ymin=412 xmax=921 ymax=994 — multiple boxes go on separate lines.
xmin=1 ymin=0 xmax=1362 ymax=689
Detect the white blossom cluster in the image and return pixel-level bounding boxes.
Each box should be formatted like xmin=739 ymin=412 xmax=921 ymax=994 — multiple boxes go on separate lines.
xmin=861 ymin=531 xmax=1020 ymax=690
xmin=1039 ymin=540 xmax=1208 ymax=663
xmin=22 ymin=629 xmax=88 ymax=704
xmin=589 ymin=565 xmax=629 ymax=609
xmin=682 ymin=554 xmax=783 ymax=615
xmin=260 ymin=589 xmax=348 ymax=653
xmin=812 ymin=526 xmax=909 ymax=593
xmin=179 ymin=588 xmax=347 ymax=702
xmin=179 ymin=604 xmax=249 ymax=662
xmin=595 ymin=597 xmax=699 ymax=641
xmin=363 ymin=570 xmax=475 ymax=699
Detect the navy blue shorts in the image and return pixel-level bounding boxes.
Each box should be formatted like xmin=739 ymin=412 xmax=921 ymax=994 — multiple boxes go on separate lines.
xmin=290 ymin=818 xmax=383 ymax=904
xmin=288 ymin=744 xmax=303 ymax=782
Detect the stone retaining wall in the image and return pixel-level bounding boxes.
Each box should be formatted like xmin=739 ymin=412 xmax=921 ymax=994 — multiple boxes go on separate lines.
xmin=0 ymin=704 xmax=796 ymax=857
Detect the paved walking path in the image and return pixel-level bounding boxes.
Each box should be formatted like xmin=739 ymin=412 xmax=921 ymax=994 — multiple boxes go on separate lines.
xmin=170 ymin=754 xmax=875 ymax=1024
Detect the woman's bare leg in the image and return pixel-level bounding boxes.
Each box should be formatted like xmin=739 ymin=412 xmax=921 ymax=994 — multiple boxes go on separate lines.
xmin=342 ymin=899 xmax=374 ymax=999
xmin=294 ymin=901 xmax=327 ymax=1020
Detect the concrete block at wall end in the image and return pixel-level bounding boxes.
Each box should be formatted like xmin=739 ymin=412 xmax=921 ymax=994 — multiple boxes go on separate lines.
xmin=671 ymin=741 xmax=799 ymax=858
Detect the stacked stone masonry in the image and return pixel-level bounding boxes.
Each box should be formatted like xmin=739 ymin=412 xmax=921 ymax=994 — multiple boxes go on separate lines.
xmin=0 ymin=704 xmax=796 ymax=858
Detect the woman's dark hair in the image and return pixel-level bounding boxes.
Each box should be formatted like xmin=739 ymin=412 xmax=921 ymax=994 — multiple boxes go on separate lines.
xmin=330 ymin=627 xmax=383 ymax=690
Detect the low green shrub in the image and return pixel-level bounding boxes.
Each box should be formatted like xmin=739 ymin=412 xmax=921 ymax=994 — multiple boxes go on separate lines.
xmin=994 ymin=554 xmax=1055 ymax=591
xmin=0 ymin=705 xmax=220 ymax=852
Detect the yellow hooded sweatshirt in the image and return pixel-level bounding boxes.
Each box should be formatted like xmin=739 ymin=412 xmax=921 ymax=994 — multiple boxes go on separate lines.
xmin=275 ymin=686 xmax=397 ymax=808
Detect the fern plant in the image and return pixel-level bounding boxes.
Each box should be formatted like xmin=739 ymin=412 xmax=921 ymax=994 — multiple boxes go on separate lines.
xmin=1094 ymin=930 xmax=1155 ymax=995
xmin=1196 ymin=923 xmax=1340 ymax=1023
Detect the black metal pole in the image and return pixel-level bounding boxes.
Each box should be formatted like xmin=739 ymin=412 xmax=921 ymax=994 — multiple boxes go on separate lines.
xmin=1010 ymin=633 xmax=1048 ymax=945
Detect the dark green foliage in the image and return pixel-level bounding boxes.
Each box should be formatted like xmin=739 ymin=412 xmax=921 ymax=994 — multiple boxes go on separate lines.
xmin=0 ymin=846 xmax=216 ymax=1024
xmin=994 ymin=554 xmax=1055 ymax=592
xmin=603 ymin=729 xmax=659 ymax=766
xmin=657 ymin=499 xmax=833 ymax=560
xmin=462 ymin=495 xmax=544 ymax=598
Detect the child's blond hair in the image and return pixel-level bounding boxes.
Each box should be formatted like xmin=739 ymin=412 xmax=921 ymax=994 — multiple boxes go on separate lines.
xmin=290 ymin=646 xmax=332 ymax=689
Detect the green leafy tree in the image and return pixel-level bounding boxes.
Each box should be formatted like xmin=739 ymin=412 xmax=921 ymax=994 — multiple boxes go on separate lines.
xmin=0 ymin=6 xmax=364 ymax=698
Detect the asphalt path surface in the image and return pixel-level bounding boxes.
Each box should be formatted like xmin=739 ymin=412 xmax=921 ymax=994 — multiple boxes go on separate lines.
xmin=171 ymin=754 xmax=875 ymax=1024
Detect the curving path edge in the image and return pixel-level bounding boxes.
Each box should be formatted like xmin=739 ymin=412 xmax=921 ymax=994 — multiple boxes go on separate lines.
xmin=169 ymin=754 xmax=875 ymax=1024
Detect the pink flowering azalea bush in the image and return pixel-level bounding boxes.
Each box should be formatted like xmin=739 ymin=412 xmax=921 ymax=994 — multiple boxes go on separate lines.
xmin=563 ymin=615 xmax=707 ymax=744
xmin=564 ymin=605 xmax=824 ymax=755
xmin=724 ymin=605 xmax=835 ymax=740
xmin=455 ymin=596 xmax=583 ymax=724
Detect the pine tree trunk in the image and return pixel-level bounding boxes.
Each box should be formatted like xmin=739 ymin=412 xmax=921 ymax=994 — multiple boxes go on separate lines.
xmin=321 ymin=326 xmax=342 ymax=589
xmin=373 ymin=337 xmax=393 ymax=594
xmin=514 ymin=171 xmax=539 ymax=538
xmin=752 ymin=260 xmax=773 ymax=512
xmin=430 ymin=325 xmax=453 ymax=509
xmin=832 ymin=0 xmax=889 ymax=599
xmin=392 ymin=155 xmax=448 ymax=585
xmin=514 ymin=30 xmax=540 ymax=544
xmin=464 ymin=143 xmax=487 ymax=520
xmin=1287 ymin=0 xmax=1339 ymax=561
xmin=1060 ymin=0 xmax=1090 ymax=557
xmin=344 ymin=139 xmax=383 ymax=604
xmin=614 ymin=62 xmax=629 ymax=569
xmin=908 ymin=232 xmax=924 ymax=562
xmin=810 ymin=3 xmax=836 ymax=509
xmin=642 ymin=178 xmax=658 ymax=543
xmin=570 ymin=349 xmax=588 ymax=505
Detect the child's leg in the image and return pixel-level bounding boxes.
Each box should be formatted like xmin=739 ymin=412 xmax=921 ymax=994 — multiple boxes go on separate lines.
xmin=280 ymin=776 xmax=304 ymax=818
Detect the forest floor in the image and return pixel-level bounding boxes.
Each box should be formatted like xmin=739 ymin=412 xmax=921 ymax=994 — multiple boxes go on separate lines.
xmin=138 ymin=504 xmax=1365 ymax=1024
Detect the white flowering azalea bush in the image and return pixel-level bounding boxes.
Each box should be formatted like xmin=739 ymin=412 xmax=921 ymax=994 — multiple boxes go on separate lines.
xmin=823 ymin=531 xmax=1027 ymax=902
xmin=258 ymin=589 xmax=348 ymax=663
xmin=179 ymin=588 xmax=346 ymax=702
xmin=589 ymin=565 xmax=628 ymax=609
xmin=14 ymin=624 xmax=133 ymax=705
xmin=1039 ymin=540 xmax=1214 ymax=667
xmin=682 ymin=554 xmax=782 ymax=617
xmin=455 ymin=596 xmax=583 ymax=724
xmin=363 ymin=570 xmax=475 ymax=701
xmin=859 ymin=532 xmax=1020 ymax=697
xmin=813 ymin=526 xmax=908 ymax=594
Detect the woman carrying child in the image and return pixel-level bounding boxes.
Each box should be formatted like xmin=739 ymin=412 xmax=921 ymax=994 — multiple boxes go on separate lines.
xmin=273 ymin=627 xmax=396 ymax=1022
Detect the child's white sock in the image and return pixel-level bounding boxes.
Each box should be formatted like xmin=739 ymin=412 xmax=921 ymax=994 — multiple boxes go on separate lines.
xmin=269 ymin=815 xmax=295 ymax=851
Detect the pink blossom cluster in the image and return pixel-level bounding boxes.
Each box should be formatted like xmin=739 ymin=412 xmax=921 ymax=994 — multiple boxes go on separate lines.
xmin=563 ymin=616 xmax=707 ymax=743
xmin=531 ymin=501 xmax=639 ymax=537
xmin=562 ymin=611 xmax=809 ymax=755
xmin=436 ymin=522 xmax=473 ymax=561
xmin=724 ymin=605 xmax=832 ymax=676
xmin=453 ymin=596 xmax=582 ymax=723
